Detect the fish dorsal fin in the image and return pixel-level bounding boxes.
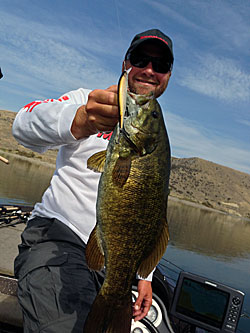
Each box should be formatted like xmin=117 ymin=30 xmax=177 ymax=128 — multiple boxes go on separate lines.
xmin=87 ymin=150 xmax=107 ymax=173
xmin=118 ymin=68 xmax=131 ymax=129
xmin=137 ymin=218 xmax=169 ymax=279
xmin=86 ymin=225 xmax=105 ymax=271
xmin=112 ymin=156 xmax=131 ymax=187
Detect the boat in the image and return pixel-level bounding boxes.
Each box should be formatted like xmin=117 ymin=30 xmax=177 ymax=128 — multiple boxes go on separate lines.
xmin=0 ymin=205 xmax=246 ymax=333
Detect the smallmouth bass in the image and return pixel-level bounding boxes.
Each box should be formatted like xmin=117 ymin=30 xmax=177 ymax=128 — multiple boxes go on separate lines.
xmin=84 ymin=74 xmax=171 ymax=333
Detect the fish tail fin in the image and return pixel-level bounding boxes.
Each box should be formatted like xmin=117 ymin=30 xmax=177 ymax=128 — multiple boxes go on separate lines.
xmin=83 ymin=293 xmax=133 ymax=333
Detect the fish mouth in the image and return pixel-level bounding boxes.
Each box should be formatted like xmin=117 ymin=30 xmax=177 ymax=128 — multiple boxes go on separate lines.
xmin=130 ymin=122 xmax=151 ymax=135
xmin=120 ymin=128 xmax=140 ymax=153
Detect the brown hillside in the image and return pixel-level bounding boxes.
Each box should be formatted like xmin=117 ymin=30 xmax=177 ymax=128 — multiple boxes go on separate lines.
xmin=170 ymin=157 xmax=250 ymax=218
xmin=1 ymin=110 xmax=250 ymax=218
xmin=0 ymin=109 xmax=57 ymax=164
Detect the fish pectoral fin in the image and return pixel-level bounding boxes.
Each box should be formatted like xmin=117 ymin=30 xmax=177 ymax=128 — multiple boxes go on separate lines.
xmin=86 ymin=225 xmax=105 ymax=271
xmin=87 ymin=150 xmax=107 ymax=173
xmin=137 ymin=218 xmax=169 ymax=279
xmin=112 ymin=156 xmax=131 ymax=187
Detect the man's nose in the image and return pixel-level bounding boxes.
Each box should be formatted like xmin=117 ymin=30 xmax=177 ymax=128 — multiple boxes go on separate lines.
xmin=143 ymin=61 xmax=155 ymax=75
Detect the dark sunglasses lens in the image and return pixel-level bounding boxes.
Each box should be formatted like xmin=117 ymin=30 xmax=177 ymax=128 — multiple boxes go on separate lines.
xmin=152 ymin=59 xmax=171 ymax=73
xmin=129 ymin=53 xmax=171 ymax=73
xmin=129 ymin=53 xmax=148 ymax=68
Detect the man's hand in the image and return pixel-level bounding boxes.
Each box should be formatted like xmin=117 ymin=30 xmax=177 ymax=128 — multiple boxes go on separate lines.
xmin=71 ymin=85 xmax=119 ymax=139
xmin=133 ymin=280 xmax=152 ymax=322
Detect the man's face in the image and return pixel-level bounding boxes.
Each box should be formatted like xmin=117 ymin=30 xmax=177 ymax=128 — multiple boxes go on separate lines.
xmin=125 ymin=42 xmax=172 ymax=98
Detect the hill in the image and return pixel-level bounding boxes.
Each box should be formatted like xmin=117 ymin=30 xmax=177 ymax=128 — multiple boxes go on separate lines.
xmin=170 ymin=157 xmax=250 ymax=218
xmin=0 ymin=109 xmax=250 ymax=218
xmin=0 ymin=109 xmax=57 ymax=165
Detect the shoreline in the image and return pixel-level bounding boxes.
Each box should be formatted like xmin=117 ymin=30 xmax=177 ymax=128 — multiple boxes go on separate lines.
xmin=1 ymin=149 xmax=249 ymax=222
xmin=0 ymin=149 xmax=55 ymax=168
xmin=168 ymin=196 xmax=250 ymax=222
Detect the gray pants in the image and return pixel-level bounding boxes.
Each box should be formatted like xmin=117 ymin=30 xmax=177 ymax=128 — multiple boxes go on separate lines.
xmin=14 ymin=217 xmax=100 ymax=332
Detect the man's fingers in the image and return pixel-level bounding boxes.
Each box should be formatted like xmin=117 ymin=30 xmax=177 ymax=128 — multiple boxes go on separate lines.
xmin=88 ymin=114 xmax=118 ymax=132
xmin=133 ymin=280 xmax=153 ymax=322
xmin=88 ymin=103 xmax=118 ymax=118
xmin=86 ymin=89 xmax=119 ymax=128
xmin=88 ymin=88 xmax=118 ymax=108
xmin=133 ymin=301 xmax=151 ymax=322
xmin=133 ymin=297 xmax=143 ymax=321
xmin=71 ymin=85 xmax=119 ymax=139
xmin=106 ymin=85 xmax=118 ymax=93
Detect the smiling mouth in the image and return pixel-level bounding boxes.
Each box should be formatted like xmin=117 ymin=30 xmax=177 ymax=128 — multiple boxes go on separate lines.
xmin=135 ymin=78 xmax=157 ymax=86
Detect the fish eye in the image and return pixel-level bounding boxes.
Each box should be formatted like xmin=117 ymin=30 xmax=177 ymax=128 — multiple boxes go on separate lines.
xmin=151 ymin=111 xmax=159 ymax=119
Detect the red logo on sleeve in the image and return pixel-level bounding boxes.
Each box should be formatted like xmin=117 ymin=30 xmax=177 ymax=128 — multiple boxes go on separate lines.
xmin=23 ymin=96 xmax=70 ymax=112
xmin=23 ymin=101 xmax=42 ymax=112
xmin=97 ymin=132 xmax=113 ymax=141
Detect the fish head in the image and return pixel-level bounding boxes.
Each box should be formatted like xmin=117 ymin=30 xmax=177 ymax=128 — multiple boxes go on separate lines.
xmin=123 ymin=92 xmax=162 ymax=156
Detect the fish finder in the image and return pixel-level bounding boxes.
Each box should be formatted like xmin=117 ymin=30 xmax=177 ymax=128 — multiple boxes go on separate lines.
xmin=170 ymin=271 xmax=244 ymax=332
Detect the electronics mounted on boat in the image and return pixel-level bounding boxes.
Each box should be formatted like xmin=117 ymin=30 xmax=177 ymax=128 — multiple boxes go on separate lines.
xmin=170 ymin=271 xmax=244 ymax=332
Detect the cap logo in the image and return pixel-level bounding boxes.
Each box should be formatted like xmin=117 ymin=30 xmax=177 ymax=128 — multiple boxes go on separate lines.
xmin=140 ymin=35 xmax=169 ymax=46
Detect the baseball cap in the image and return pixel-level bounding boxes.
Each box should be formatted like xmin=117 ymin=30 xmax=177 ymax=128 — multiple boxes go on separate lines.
xmin=125 ymin=29 xmax=174 ymax=64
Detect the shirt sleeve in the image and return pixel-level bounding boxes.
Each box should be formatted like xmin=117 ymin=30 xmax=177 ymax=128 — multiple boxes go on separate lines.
xmin=136 ymin=268 xmax=155 ymax=282
xmin=12 ymin=88 xmax=91 ymax=153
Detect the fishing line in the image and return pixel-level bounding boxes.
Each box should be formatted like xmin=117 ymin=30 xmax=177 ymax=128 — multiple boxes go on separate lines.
xmin=114 ymin=0 xmax=123 ymax=44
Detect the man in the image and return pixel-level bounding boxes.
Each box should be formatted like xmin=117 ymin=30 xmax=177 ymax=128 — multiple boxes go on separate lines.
xmin=12 ymin=28 xmax=174 ymax=332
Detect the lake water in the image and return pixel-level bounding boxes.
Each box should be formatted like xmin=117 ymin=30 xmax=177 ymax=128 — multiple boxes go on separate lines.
xmin=0 ymin=154 xmax=54 ymax=206
xmin=1 ymin=155 xmax=250 ymax=332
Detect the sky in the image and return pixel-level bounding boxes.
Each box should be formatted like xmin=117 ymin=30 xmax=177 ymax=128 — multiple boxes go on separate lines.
xmin=1 ymin=0 xmax=250 ymax=174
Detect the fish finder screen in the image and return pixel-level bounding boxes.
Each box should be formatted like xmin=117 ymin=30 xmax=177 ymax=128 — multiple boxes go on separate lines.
xmin=176 ymin=277 xmax=230 ymax=328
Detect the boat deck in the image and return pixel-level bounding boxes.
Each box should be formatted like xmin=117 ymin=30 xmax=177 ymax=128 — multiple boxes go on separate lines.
xmin=0 ymin=206 xmax=29 ymax=328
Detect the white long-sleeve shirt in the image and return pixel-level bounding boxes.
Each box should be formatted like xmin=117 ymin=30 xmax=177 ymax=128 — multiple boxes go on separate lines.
xmin=12 ymin=88 xmax=154 ymax=281
xmin=12 ymin=88 xmax=110 ymax=244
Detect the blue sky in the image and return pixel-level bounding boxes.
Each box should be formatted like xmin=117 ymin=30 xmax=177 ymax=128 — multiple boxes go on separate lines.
xmin=1 ymin=0 xmax=250 ymax=174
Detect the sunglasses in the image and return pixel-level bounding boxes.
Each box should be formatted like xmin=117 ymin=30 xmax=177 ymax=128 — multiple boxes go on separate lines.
xmin=128 ymin=52 xmax=172 ymax=74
